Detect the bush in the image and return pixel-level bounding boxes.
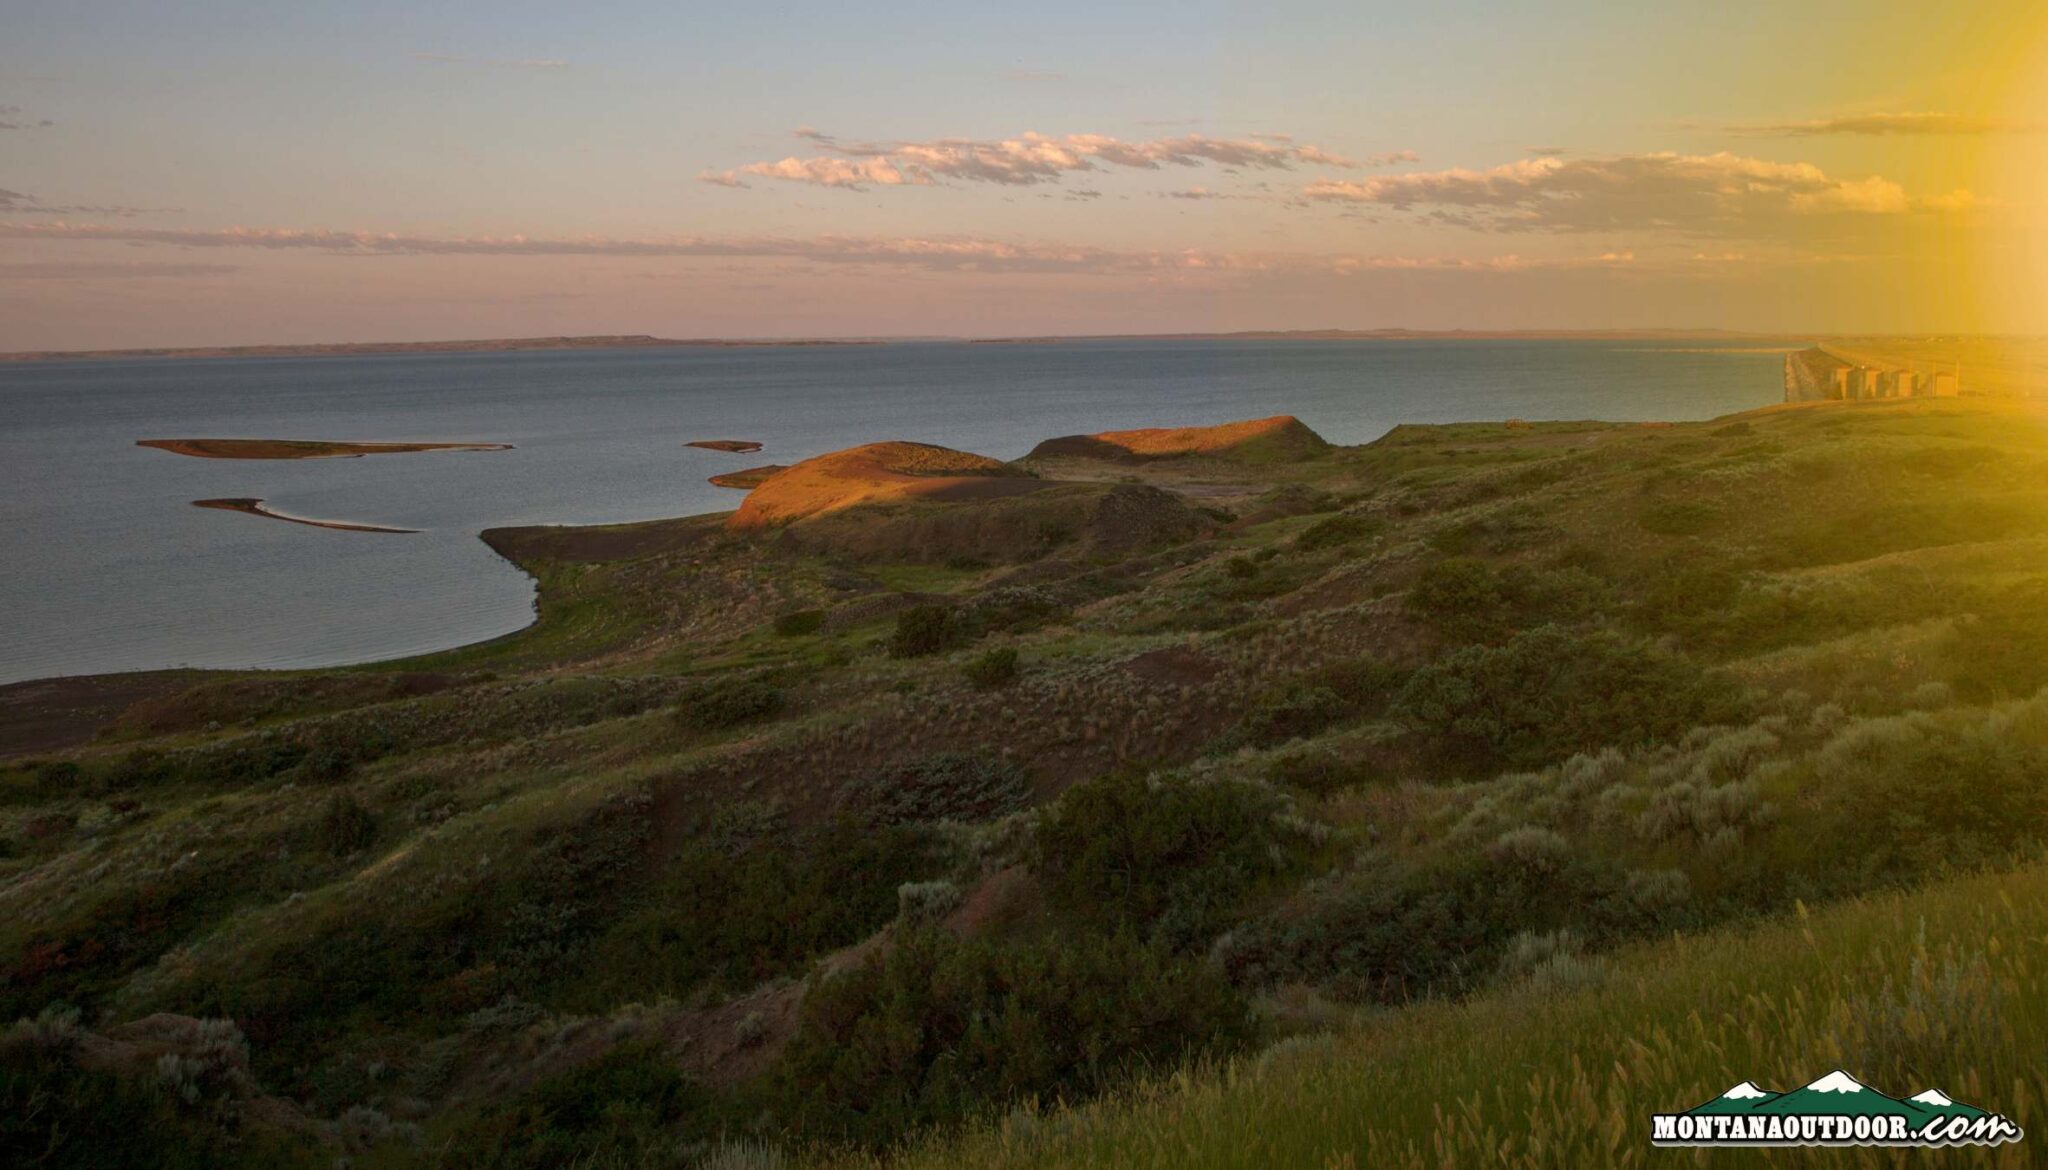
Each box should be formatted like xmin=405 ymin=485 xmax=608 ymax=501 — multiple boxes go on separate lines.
xmin=1406 ymin=558 xmax=1608 ymax=643
xmin=896 ymin=880 xmax=963 ymax=925
xmin=771 ymin=928 xmax=1252 ymax=1147
xmin=1224 ymin=555 xmax=1260 ymax=580
xmin=889 ymin=605 xmax=975 ymax=659
xmin=1237 ymin=684 xmax=1348 ymax=748
xmin=1392 ymin=625 xmax=1742 ymax=771
xmin=576 ymin=819 xmax=945 ymax=1004
xmin=316 ymin=792 xmax=377 ymax=857
xmin=1295 ymin=513 xmax=1380 ymax=553
xmin=1266 ymin=748 xmax=1383 ymax=796
xmin=674 ymin=677 xmax=785 ymax=732
xmin=962 ymin=647 xmax=1019 ymax=691
xmin=1035 ymin=771 xmax=1305 ymax=949
xmin=772 ymin=610 xmax=826 ymax=637
xmin=845 ymin=752 xmax=1032 ymax=825
xmin=439 ymin=1041 xmax=707 ymax=1170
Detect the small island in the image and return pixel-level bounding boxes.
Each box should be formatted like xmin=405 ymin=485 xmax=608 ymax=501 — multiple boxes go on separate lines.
xmin=140 ymin=438 xmax=513 ymax=460
xmin=708 ymin=465 xmax=788 ymax=489
xmin=192 ymin=498 xmax=419 ymax=533
xmin=686 ymin=440 xmax=765 ymax=453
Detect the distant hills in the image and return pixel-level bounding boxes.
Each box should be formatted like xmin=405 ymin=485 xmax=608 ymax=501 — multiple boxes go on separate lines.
xmin=0 ymin=328 xmax=1824 ymax=363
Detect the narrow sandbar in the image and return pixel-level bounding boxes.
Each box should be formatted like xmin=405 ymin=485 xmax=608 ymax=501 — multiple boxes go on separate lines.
xmin=140 ymin=438 xmax=513 ymax=460
xmin=192 ymin=498 xmax=419 ymax=533
xmin=686 ymin=440 xmax=765 ymax=453
xmin=709 ymin=465 xmax=788 ymax=489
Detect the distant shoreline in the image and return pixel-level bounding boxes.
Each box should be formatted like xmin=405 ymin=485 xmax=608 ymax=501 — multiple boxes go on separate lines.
xmin=1 ymin=328 xmax=1840 ymax=364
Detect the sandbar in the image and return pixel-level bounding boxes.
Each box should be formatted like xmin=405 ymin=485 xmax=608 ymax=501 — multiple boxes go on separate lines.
xmin=192 ymin=498 xmax=419 ymax=533
xmin=140 ymin=438 xmax=512 ymax=460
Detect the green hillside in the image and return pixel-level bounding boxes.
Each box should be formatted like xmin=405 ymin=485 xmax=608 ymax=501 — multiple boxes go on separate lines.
xmin=4 ymin=397 xmax=2048 ymax=1167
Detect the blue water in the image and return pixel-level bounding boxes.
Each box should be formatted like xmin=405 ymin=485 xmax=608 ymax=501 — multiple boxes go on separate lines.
xmin=0 ymin=339 xmax=1787 ymax=682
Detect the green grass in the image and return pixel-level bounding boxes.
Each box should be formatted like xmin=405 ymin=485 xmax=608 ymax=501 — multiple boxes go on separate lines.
xmin=859 ymin=859 xmax=2048 ymax=1170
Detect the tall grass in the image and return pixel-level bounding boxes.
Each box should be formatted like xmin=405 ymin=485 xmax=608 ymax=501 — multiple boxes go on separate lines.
xmin=856 ymin=861 xmax=2047 ymax=1169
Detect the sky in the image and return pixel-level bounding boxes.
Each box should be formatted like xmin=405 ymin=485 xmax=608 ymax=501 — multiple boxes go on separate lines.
xmin=3 ymin=0 xmax=2046 ymax=348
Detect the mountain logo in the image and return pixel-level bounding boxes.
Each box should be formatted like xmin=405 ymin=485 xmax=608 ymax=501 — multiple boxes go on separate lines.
xmin=1652 ymin=1070 xmax=2024 ymax=1148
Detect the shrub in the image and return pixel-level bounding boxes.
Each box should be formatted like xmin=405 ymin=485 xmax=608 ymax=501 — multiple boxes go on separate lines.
xmin=1392 ymin=625 xmax=1742 ymax=771
xmin=1295 ymin=513 xmax=1380 ymax=553
xmin=896 ymin=880 xmax=963 ymax=925
xmin=772 ymin=610 xmax=826 ymax=637
xmin=845 ymin=752 xmax=1031 ymax=825
xmin=675 ymin=677 xmax=785 ymax=732
xmin=1266 ymin=748 xmax=1383 ymax=796
xmin=889 ymin=605 xmax=974 ymax=659
xmin=438 ymin=1041 xmax=707 ymax=1170
xmin=967 ymin=586 xmax=1066 ymax=633
xmin=1237 ymin=683 xmax=1348 ymax=748
xmin=771 ymin=927 xmax=1252 ymax=1148
xmin=1034 ymin=770 xmax=1305 ymax=949
xmin=576 ymin=819 xmax=945 ymax=1003
xmin=1406 ymin=558 xmax=1609 ymax=643
xmin=962 ymin=647 xmax=1019 ymax=691
xmin=316 ymin=792 xmax=377 ymax=857
xmin=1224 ymin=555 xmax=1260 ymax=580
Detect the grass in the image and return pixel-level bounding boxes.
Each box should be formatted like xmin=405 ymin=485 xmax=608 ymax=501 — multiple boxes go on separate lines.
xmin=860 ymin=859 xmax=2048 ymax=1170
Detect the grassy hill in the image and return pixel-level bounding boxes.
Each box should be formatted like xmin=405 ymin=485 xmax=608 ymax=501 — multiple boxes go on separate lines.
xmin=4 ymin=398 xmax=2048 ymax=1166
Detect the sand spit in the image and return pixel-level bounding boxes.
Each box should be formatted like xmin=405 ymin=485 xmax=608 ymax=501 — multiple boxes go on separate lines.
xmin=139 ymin=438 xmax=512 ymax=460
xmin=709 ymin=465 xmax=789 ymax=489
xmin=192 ymin=498 xmax=419 ymax=533
xmin=687 ymin=440 xmax=765 ymax=453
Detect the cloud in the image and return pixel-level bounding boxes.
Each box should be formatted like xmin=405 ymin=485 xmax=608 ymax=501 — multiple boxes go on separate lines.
xmin=724 ymin=129 xmax=1415 ymax=191
xmin=1165 ymin=187 xmax=1229 ymax=200
xmin=696 ymin=170 xmax=749 ymax=188
xmin=0 ymin=219 xmax=1654 ymax=280
xmin=0 ymin=188 xmax=160 ymax=217
xmin=1723 ymin=112 xmax=2045 ymax=137
xmin=0 ymin=105 xmax=54 ymax=130
xmin=0 ymin=261 xmax=239 ymax=280
xmin=411 ymin=52 xmax=568 ymax=70
xmin=1300 ymin=151 xmax=1959 ymax=235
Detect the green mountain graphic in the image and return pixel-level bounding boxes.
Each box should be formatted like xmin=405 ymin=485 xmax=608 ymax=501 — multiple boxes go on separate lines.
xmin=1684 ymin=1071 xmax=1988 ymax=1123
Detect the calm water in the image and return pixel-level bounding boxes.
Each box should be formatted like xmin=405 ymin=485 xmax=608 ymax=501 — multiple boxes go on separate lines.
xmin=0 ymin=339 xmax=1786 ymax=683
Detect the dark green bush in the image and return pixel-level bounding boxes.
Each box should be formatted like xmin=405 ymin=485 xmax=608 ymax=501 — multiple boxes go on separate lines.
xmin=1393 ymin=625 xmax=1742 ymax=771
xmin=771 ymin=927 xmax=1251 ymax=1147
xmin=889 ymin=605 xmax=975 ymax=658
xmin=673 ymin=677 xmax=785 ymax=732
xmin=844 ymin=751 xmax=1031 ymax=825
xmin=574 ymin=818 xmax=943 ymax=1004
xmin=1224 ymin=555 xmax=1259 ymax=580
xmin=1237 ymin=683 xmax=1349 ymax=748
xmin=1034 ymin=770 xmax=1305 ymax=948
xmin=439 ymin=1041 xmax=708 ymax=1170
xmin=963 ymin=647 xmax=1020 ymax=690
xmin=0 ymin=1018 xmax=243 ymax=1169
xmin=1295 ymin=512 xmax=1380 ymax=552
xmin=772 ymin=609 xmax=826 ymax=637
xmin=1407 ymin=558 xmax=1609 ymax=643
xmin=1266 ymin=748 xmax=1385 ymax=796
xmin=315 ymin=792 xmax=376 ymax=856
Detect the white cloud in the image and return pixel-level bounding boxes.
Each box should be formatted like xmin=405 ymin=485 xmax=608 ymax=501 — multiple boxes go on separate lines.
xmin=1301 ymin=151 xmax=1962 ymax=235
xmin=723 ymin=129 xmax=1414 ymax=191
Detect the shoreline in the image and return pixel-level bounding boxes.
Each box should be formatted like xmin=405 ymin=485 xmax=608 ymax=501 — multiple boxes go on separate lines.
xmin=192 ymin=497 xmax=421 ymax=533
